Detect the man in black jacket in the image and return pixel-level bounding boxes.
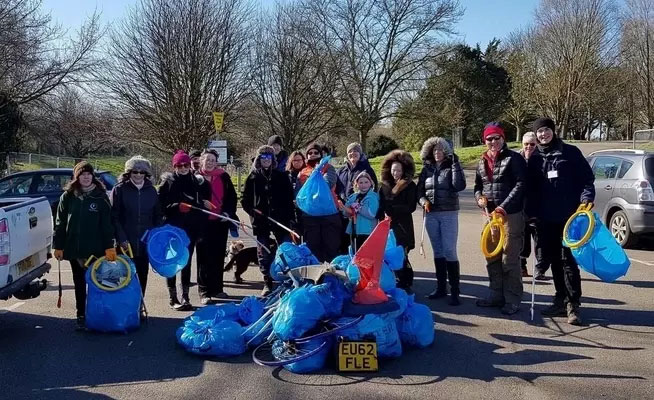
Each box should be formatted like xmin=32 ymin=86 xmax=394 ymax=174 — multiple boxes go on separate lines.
xmin=474 ymin=122 xmax=527 ymax=315
xmin=526 ymin=117 xmax=595 ymax=325
xmin=242 ymin=145 xmax=295 ymax=295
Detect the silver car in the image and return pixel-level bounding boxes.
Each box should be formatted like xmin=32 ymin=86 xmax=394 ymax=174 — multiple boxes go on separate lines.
xmin=586 ymin=149 xmax=654 ymax=247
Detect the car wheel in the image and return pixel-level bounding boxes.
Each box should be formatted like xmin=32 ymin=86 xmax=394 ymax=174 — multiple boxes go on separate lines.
xmin=609 ymin=210 xmax=636 ymax=248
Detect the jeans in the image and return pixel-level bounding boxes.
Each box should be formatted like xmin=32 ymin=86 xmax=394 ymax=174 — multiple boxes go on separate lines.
xmin=538 ymin=221 xmax=582 ymax=305
xmin=425 ymin=210 xmax=459 ymax=261
xmin=483 ymin=212 xmax=524 ymax=306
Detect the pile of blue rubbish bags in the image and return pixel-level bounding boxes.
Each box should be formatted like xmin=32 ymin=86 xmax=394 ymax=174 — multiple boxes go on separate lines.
xmin=175 ymin=230 xmax=435 ymax=374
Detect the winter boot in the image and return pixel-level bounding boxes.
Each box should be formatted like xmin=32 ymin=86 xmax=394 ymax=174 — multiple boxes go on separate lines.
xmin=520 ymin=257 xmax=529 ymax=277
xmin=541 ymin=298 xmax=567 ymax=317
xmin=168 ymin=287 xmax=182 ymax=310
xmin=446 ymin=261 xmax=461 ymax=306
xmin=427 ymin=258 xmax=448 ymax=299
xmin=567 ymin=303 xmax=582 ymax=325
xmin=261 ymin=276 xmax=274 ymax=297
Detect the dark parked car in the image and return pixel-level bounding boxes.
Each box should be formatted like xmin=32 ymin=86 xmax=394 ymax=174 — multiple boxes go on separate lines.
xmin=0 ymin=168 xmax=117 ymax=216
xmin=586 ymin=149 xmax=654 ymax=247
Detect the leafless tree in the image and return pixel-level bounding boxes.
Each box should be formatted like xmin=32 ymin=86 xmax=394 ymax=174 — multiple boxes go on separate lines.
xmin=27 ymin=87 xmax=117 ymax=157
xmin=99 ymin=0 xmax=253 ymax=153
xmin=527 ymin=0 xmax=620 ymax=138
xmin=251 ymin=4 xmax=342 ymax=151
xmin=622 ymin=0 xmax=654 ymax=129
xmin=0 ymin=0 xmax=102 ymax=106
xmin=299 ymin=0 xmax=461 ymax=149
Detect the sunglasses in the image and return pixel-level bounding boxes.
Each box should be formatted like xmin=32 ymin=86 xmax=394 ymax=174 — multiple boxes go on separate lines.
xmin=260 ymin=154 xmax=273 ymax=160
xmin=486 ymin=136 xmax=502 ymax=143
xmin=175 ymin=163 xmax=191 ymax=168
xmin=131 ymin=170 xmax=146 ymax=175
xmin=523 ymin=143 xmax=536 ymax=147
xmin=307 ymin=151 xmax=320 ymax=155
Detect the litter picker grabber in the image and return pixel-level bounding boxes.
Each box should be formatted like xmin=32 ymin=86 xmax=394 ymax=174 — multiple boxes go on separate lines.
xmin=253 ymin=209 xmax=301 ymax=243
xmin=179 ymin=203 xmax=271 ymax=254
xmin=419 ymin=208 xmax=426 ymax=258
xmin=56 ymin=259 xmax=62 ymax=308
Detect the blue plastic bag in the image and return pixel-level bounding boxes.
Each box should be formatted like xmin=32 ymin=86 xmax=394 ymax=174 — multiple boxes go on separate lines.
xmin=309 ymin=279 xmax=349 ymax=318
xmin=296 ymin=156 xmax=338 ymax=216
xmin=397 ymin=295 xmax=434 ymax=348
xmin=386 ymin=288 xmax=409 ymax=318
xmin=145 ymin=224 xmax=190 ymax=278
xmin=277 ymin=336 xmax=334 ymax=374
xmin=270 ymin=242 xmax=321 ymax=281
xmin=338 ymin=313 xmax=402 ymax=358
xmin=239 ymin=296 xmax=265 ymax=325
xmin=187 ymin=303 xmax=240 ymax=323
xmin=243 ymin=316 xmax=272 ymax=347
xmin=177 ymin=318 xmax=246 ymax=357
xmin=383 ymin=230 xmax=405 ymax=271
xmin=331 ymin=254 xmax=352 ymax=271
xmin=85 ymin=256 xmax=142 ymax=333
xmin=272 ymin=286 xmax=327 ymax=340
xmin=565 ymin=211 xmax=630 ymax=282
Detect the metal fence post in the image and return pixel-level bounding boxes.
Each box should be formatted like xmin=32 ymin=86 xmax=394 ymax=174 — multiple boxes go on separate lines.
xmin=28 ymin=153 xmax=32 ymax=164
xmin=57 ymin=157 xmax=60 ymax=168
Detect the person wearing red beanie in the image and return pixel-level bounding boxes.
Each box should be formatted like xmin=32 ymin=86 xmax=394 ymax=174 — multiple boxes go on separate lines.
xmin=474 ymin=122 xmax=527 ymax=316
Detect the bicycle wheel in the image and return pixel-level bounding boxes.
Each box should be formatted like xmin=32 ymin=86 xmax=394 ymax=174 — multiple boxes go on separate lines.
xmin=252 ymin=338 xmax=328 ymax=367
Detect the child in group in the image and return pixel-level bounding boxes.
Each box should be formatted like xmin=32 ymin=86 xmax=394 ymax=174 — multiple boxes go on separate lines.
xmin=341 ymin=171 xmax=379 ymax=252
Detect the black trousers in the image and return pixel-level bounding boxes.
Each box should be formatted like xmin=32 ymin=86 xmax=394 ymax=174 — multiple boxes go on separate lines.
xmin=70 ymin=258 xmax=87 ymax=318
xmin=303 ymin=214 xmax=342 ymax=263
xmin=521 ymin=222 xmax=550 ymax=275
xmin=167 ymin=230 xmax=198 ymax=290
xmin=395 ymin=247 xmax=414 ymax=288
xmin=132 ymin=254 xmax=150 ymax=295
xmin=257 ymin=230 xmax=291 ymax=278
xmin=539 ymin=221 xmax=582 ymax=305
xmin=196 ymin=220 xmax=229 ymax=297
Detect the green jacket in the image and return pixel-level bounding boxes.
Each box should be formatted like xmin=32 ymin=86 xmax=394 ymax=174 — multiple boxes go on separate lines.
xmin=53 ymin=186 xmax=114 ymax=261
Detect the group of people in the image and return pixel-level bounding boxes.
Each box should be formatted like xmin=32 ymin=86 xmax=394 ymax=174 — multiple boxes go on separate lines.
xmin=52 ymin=116 xmax=594 ymax=330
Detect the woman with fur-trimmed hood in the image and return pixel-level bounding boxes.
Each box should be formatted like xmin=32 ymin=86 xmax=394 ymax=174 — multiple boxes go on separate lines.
xmin=379 ymin=150 xmax=417 ymax=290
xmin=417 ymin=137 xmax=466 ymax=305
xmin=241 ymin=145 xmax=295 ymax=295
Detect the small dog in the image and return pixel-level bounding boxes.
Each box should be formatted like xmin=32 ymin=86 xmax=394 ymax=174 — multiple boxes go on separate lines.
xmin=224 ymin=241 xmax=259 ymax=284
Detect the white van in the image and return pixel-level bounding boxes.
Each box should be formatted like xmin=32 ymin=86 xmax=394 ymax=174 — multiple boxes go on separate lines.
xmin=0 ymin=197 xmax=52 ymax=300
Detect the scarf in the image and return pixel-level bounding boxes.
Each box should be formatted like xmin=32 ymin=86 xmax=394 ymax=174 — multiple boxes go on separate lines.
xmin=482 ymin=151 xmax=497 ymax=182
xmin=381 ymin=179 xmax=409 ymax=198
xmin=130 ymin=178 xmax=144 ymax=190
xmin=76 ymin=183 xmax=97 ymax=198
xmin=537 ymin=136 xmax=561 ymax=154
xmin=201 ymin=167 xmax=225 ymax=218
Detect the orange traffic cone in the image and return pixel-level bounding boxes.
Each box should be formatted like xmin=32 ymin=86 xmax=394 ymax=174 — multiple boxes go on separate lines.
xmin=353 ymin=217 xmax=391 ymax=304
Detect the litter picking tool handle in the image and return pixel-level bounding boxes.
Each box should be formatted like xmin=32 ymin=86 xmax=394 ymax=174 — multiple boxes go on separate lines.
xmin=56 ymin=259 xmax=62 ymax=308
xmin=530 ymin=237 xmax=536 ymax=322
xmin=253 ymin=209 xmax=301 ymax=241
xmin=279 ymin=253 xmax=301 ymax=288
xmin=178 ymin=203 xmax=271 ymax=253
xmin=419 ymin=209 xmax=426 ymax=258
xmin=120 ymin=243 xmax=134 ymax=259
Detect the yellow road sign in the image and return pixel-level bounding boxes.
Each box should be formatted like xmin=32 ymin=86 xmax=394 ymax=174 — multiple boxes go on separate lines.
xmin=213 ymin=112 xmax=224 ymax=132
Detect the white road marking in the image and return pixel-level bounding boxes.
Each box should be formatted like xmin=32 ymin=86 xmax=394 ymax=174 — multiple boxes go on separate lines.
xmin=0 ymin=301 xmax=26 ymax=314
xmin=630 ymin=258 xmax=654 ymax=267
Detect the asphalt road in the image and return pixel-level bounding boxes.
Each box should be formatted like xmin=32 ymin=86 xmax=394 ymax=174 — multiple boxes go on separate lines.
xmin=2 ymin=173 xmax=653 ymax=399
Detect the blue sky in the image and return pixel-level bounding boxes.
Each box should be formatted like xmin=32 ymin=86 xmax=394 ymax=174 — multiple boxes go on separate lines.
xmin=42 ymin=0 xmax=540 ymax=47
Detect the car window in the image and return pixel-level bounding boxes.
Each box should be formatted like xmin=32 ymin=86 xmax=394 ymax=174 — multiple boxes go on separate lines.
xmin=617 ymin=160 xmax=633 ymax=179
xmin=0 ymin=175 xmax=33 ymax=196
xmin=99 ymin=173 xmax=117 ymax=191
xmin=592 ymin=156 xmax=621 ymax=179
xmin=33 ymin=174 xmax=68 ymax=193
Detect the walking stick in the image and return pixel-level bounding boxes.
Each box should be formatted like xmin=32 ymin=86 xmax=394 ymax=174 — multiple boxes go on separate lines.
xmin=253 ymin=209 xmax=301 ymax=242
xmin=531 ymin=236 xmax=537 ymax=322
xmin=56 ymin=259 xmax=62 ymax=308
xmin=179 ymin=203 xmax=271 ymax=254
xmin=419 ymin=209 xmax=426 ymax=258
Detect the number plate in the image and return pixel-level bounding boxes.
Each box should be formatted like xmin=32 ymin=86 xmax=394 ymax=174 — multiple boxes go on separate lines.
xmin=337 ymin=341 xmax=378 ymax=372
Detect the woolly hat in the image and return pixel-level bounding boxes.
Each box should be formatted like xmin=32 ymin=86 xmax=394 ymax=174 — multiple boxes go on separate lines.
xmin=346 ymin=142 xmax=363 ymax=155
xmin=305 ymin=143 xmax=322 ymax=155
xmin=267 ymin=135 xmax=283 ymax=147
xmin=125 ymin=155 xmax=152 ymax=176
xmin=189 ymin=149 xmax=202 ymax=158
xmin=483 ymin=122 xmax=505 ymax=141
xmin=73 ymin=161 xmax=94 ymax=180
xmin=172 ymin=150 xmax=191 ymax=167
xmin=354 ymin=171 xmax=373 ymax=186
xmin=532 ymin=117 xmax=556 ymax=134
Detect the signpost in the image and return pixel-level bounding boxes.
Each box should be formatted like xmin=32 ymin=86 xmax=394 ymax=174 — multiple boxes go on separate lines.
xmin=208 ymin=139 xmax=228 ymax=165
